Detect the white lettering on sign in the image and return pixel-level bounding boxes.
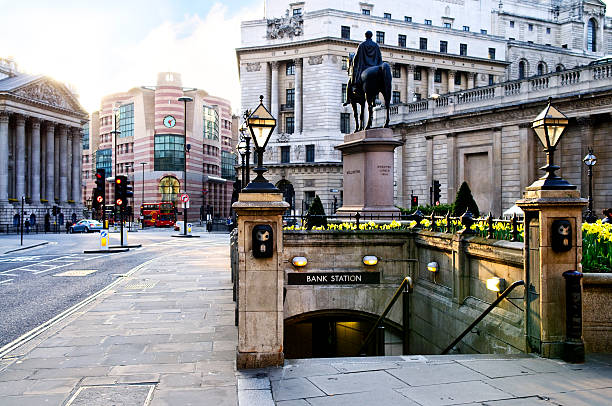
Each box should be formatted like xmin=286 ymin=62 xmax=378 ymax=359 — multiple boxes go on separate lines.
xmin=306 ymin=275 xmax=328 ymax=283
xmin=331 ymin=274 xmax=362 ymax=283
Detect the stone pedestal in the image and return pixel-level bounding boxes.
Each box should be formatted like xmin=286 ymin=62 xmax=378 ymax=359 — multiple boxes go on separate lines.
xmin=517 ymin=188 xmax=587 ymax=360
xmin=335 ymin=128 xmax=403 ymax=215
xmin=232 ymin=192 xmax=289 ymax=369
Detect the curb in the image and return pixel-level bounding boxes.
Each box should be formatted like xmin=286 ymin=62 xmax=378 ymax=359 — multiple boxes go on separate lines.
xmin=3 ymin=241 xmax=49 ymax=254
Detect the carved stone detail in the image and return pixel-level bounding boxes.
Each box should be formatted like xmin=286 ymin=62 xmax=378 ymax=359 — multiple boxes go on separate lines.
xmin=246 ymin=63 xmax=261 ymax=72
xmin=294 ymin=144 xmax=303 ymax=160
xmin=277 ymin=133 xmax=290 ymax=142
xmin=14 ymin=81 xmax=71 ymax=109
xmin=267 ymin=10 xmax=303 ymax=40
xmin=308 ymin=55 xmax=323 ymax=65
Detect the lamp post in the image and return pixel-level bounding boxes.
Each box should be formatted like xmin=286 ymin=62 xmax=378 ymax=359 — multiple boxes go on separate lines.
xmin=111 ymin=104 xmax=122 ymax=177
xmin=583 ymin=148 xmax=597 ymax=223
xmin=140 ymin=162 xmax=147 ymax=206
xmin=242 ymin=96 xmax=278 ymax=192
xmin=236 ymin=137 xmax=247 ymax=189
xmin=177 ymin=96 xmax=193 ymax=235
xmin=529 ymin=99 xmax=575 ymax=190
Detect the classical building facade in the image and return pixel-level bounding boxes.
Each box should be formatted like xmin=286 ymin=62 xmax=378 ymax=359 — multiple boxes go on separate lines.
xmin=239 ymin=0 xmax=609 ymax=214
xmin=0 ymin=58 xmax=88 ymax=226
xmin=83 ymin=72 xmax=235 ymax=222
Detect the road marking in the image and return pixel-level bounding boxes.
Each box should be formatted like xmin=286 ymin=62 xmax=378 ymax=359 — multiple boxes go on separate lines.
xmin=0 ymin=279 xmax=13 ymax=285
xmin=54 ymin=270 xmax=97 ymax=277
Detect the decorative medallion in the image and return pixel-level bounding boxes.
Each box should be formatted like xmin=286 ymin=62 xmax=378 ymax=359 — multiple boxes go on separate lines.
xmin=308 ymin=55 xmax=323 ymax=65
xmin=246 ymin=63 xmax=261 ymax=72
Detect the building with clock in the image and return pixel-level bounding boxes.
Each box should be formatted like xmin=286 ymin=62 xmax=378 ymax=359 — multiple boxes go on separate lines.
xmin=237 ymin=0 xmax=610 ymax=214
xmin=82 ymin=72 xmax=235 ymax=222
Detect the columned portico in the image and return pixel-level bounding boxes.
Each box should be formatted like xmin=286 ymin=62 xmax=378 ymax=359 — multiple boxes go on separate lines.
xmin=15 ymin=114 xmax=26 ymax=200
xmin=31 ymin=118 xmax=41 ymax=204
xmin=46 ymin=122 xmax=55 ymax=204
xmin=59 ymin=125 xmax=68 ymax=203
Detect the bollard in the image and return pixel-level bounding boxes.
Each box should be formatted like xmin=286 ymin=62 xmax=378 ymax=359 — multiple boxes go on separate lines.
xmin=562 ymin=270 xmax=585 ymax=363
xmin=375 ymin=325 xmax=385 ymax=356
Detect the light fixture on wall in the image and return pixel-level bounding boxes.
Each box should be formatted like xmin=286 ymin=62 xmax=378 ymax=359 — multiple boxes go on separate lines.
xmin=427 ymin=261 xmax=439 ymax=273
xmin=363 ymin=255 xmax=378 ymax=266
xmin=292 ymin=256 xmax=308 ymax=267
xmin=486 ymin=277 xmax=507 ymax=292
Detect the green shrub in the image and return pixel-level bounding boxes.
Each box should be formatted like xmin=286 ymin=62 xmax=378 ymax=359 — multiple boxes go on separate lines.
xmin=306 ymin=195 xmax=327 ymax=229
xmin=453 ymin=182 xmax=480 ymax=217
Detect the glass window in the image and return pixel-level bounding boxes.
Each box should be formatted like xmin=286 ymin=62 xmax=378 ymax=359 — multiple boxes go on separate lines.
xmin=419 ymin=37 xmax=427 ymax=50
xmin=425 ymin=19 xmax=432 ymax=25
xmin=203 ymin=105 xmax=219 ymax=140
xmin=342 ymin=56 xmax=349 ymax=70
xmin=293 ymin=8 xmax=301 ymax=16
xmin=463 ymin=26 xmax=470 ymax=31
xmin=546 ymin=27 xmax=551 ymax=34
xmin=281 ymin=146 xmax=290 ymax=163
xmin=481 ymin=29 xmax=487 ymax=34
xmin=96 ymin=148 xmax=112 ymax=178
xmin=285 ymin=116 xmax=294 ymax=134
xmin=398 ymin=34 xmax=406 ymax=47
xmin=362 ymin=9 xmax=370 ymax=15
xmin=82 ymin=123 xmax=89 ymax=150
xmin=510 ymin=21 xmax=514 ymax=28
xmin=587 ymin=19 xmax=596 ymax=52
xmin=414 ymin=93 xmax=422 ymax=101
xmin=488 ymin=48 xmax=496 ymax=59
xmin=392 ymin=64 xmax=401 ymax=78
xmin=414 ymin=68 xmax=422 ymax=81
xmin=444 ymin=22 xmax=451 ymax=28
xmin=489 ymin=74 xmax=495 ymax=86
xmin=341 ymin=26 xmax=350 ymax=39
xmin=392 ymin=91 xmax=401 ymax=104
xmin=221 ymin=150 xmax=236 ymax=181
xmin=340 ymin=113 xmax=350 ymax=134
xmin=154 ymin=134 xmax=185 ymax=171
xmin=384 ymin=13 xmax=391 ymax=19
xmin=286 ymin=88 xmax=295 ymax=106
xmin=286 ymin=61 xmax=295 ymax=75
xmin=118 ymin=103 xmax=134 ymax=138
xmin=304 ymin=191 xmax=315 ymax=209
xmin=159 ymin=176 xmax=180 ymax=203
xmin=537 ymin=63 xmax=544 ymax=76
xmin=306 ymin=145 xmax=315 ymax=162
xmin=528 ymin=24 xmax=533 ymax=31
xmin=440 ymin=40 xmax=448 ymax=53
xmin=342 ymin=84 xmax=347 ymax=104
xmin=518 ymin=61 xmax=526 ymax=79
xmin=404 ymin=16 xmax=412 ymax=23
xmin=459 ymin=43 xmax=467 ymax=56
xmin=376 ymin=31 xmax=385 ymax=44
xmin=454 ymin=72 xmax=461 ymax=85
xmin=434 ymin=70 xmax=442 ymax=83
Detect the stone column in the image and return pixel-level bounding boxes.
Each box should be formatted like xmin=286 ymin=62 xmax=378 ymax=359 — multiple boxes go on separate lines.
xmin=15 ymin=114 xmax=26 ymax=200
xmin=406 ymin=64 xmax=415 ymax=103
xmin=0 ymin=112 xmax=9 ymax=203
xmin=71 ymin=128 xmax=81 ymax=204
xmin=446 ymin=133 xmax=457 ymax=200
xmin=54 ymin=133 xmax=59 ymax=200
xmin=59 ymin=125 xmax=68 ymax=203
xmin=270 ymin=62 xmax=279 ymax=135
xmin=294 ymin=58 xmax=303 ymax=134
xmin=31 ymin=118 xmax=41 ymax=204
xmin=467 ymin=72 xmax=475 ymax=89
xmin=427 ymin=67 xmax=436 ymax=97
xmin=46 ymin=122 xmax=55 ymax=204
xmin=233 ymin=192 xmax=289 ymax=369
xmin=447 ymin=70 xmax=456 ymax=93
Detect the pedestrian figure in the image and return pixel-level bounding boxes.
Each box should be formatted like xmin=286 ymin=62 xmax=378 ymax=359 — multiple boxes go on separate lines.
xmin=25 ymin=219 xmax=30 ymax=234
xmin=603 ymin=208 xmax=612 ymax=224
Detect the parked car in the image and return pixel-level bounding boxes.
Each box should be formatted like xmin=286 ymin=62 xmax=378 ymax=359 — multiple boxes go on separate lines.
xmin=70 ymin=219 xmax=103 ymax=233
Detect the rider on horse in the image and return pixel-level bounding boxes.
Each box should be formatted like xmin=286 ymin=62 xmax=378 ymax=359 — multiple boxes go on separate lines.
xmin=344 ymin=31 xmax=382 ymax=105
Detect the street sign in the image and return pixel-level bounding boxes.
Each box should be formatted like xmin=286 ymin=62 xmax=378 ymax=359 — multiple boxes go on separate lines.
xmin=180 ymin=194 xmax=190 ymax=203
xmin=100 ymin=230 xmax=109 ymax=251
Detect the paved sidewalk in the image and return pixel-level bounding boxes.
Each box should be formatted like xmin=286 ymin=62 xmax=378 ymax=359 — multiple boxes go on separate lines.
xmin=0 ymin=238 xmax=237 ymax=405
xmin=0 ymin=236 xmax=48 ymax=254
xmin=239 ymin=354 xmax=612 ymax=405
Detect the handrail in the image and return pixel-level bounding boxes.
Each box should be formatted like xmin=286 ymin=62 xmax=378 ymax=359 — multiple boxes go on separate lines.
xmin=441 ymin=280 xmax=525 ymax=354
xmin=358 ymin=276 xmax=413 ymax=355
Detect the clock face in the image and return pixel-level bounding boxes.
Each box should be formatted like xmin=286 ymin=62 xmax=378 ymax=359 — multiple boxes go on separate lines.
xmin=163 ymin=115 xmax=176 ymax=128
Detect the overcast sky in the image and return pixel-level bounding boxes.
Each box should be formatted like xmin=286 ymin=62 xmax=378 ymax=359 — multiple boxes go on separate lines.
xmin=1 ymin=0 xmax=610 ymax=114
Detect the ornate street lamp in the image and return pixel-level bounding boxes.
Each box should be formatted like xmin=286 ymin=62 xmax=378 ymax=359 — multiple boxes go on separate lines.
xmin=243 ymin=96 xmax=278 ymax=192
xmin=583 ymin=148 xmax=597 ymax=223
xmin=530 ymin=99 xmax=575 ymax=190
xmin=236 ymin=138 xmax=247 ymax=189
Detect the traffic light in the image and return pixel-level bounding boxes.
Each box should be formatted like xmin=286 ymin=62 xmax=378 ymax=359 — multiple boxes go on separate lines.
xmin=125 ymin=178 xmax=133 ymax=199
xmin=94 ymin=169 xmax=106 ymax=209
xmin=115 ymin=175 xmax=127 ymax=208
xmin=411 ymin=194 xmax=418 ymax=208
xmin=433 ymin=180 xmax=441 ymax=206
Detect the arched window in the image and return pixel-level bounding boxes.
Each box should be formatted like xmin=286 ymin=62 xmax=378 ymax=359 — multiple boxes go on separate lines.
xmin=587 ymin=18 xmax=597 ymax=52
xmin=518 ymin=61 xmax=526 ymax=79
xmin=556 ymin=64 xmax=564 ymax=72
xmin=159 ymin=176 xmax=180 ymax=203
xmin=537 ymin=63 xmax=545 ymax=76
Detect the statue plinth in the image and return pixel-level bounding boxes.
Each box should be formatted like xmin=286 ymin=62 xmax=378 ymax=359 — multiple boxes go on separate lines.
xmin=335 ymin=128 xmax=403 ymax=216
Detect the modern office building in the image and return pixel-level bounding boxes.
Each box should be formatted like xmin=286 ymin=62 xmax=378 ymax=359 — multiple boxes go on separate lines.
xmin=0 ymin=57 xmax=88 ymax=226
xmin=237 ymin=0 xmax=609 ymax=213
xmin=83 ymin=72 xmax=235 ymax=222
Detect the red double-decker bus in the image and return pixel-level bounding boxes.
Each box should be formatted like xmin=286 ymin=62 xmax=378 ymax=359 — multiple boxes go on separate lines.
xmin=140 ymin=202 xmax=176 ymax=227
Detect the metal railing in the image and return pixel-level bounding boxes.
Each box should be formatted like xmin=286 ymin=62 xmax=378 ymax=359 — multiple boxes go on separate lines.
xmin=358 ymin=276 xmax=413 ymax=356
xmin=441 ymin=280 xmax=525 ymax=354
xmin=0 ymin=223 xmax=65 ymax=235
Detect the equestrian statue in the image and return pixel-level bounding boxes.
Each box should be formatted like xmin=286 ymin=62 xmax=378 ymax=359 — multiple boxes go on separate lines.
xmin=343 ymin=30 xmax=392 ymax=131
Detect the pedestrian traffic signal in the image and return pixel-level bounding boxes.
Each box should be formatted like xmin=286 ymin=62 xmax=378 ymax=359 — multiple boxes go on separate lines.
xmin=94 ymin=169 xmax=106 ymax=209
xmin=125 ymin=178 xmax=133 ymax=199
xmin=433 ymin=180 xmax=441 ymax=206
xmin=411 ymin=194 xmax=418 ymax=208
xmin=115 ymin=175 xmax=127 ymax=208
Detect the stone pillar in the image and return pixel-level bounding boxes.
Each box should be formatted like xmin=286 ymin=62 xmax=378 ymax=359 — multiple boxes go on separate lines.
xmin=233 ymin=192 xmax=289 ymax=369
xmin=0 ymin=112 xmax=9 ymax=203
xmin=447 ymin=70 xmax=456 ymax=94
xmin=46 ymin=123 xmax=55 ymax=204
xmin=59 ymin=125 xmax=68 ymax=203
xmin=72 ymin=128 xmax=81 ymax=204
xmin=54 ymin=133 xmax=59 ymax=201
xmin=294 ymin=58 xmax=303 ymax=134
xmin=517 ymin=187 xmax=587 ymax=360
xmin=15 ymin=114 xmax=26 ymax=200
xmin=446 ymin=133 xmax=457 ymax=200
xmin=41 ymin=126 xmax=46 ymax=201
xmin=427 ymin=67 xmax=436 ymax=97
xmin=31 ymin=118 xmax=41 ymax=204
xmin=467 ymin=72 xmax=475 ymax=89
xmin=270 ymin=62 xmax=279 ymax=135
xmin=406 ymin=65 xmax=415 ymax=103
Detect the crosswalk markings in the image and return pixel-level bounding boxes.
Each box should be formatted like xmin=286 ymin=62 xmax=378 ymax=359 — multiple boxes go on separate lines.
xmin=54 ymin=270 xmax=97 ymax=277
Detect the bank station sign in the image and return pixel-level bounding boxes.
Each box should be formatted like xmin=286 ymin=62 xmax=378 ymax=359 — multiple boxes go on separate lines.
xmin=288 ymin=272 xmax=380 ymax=285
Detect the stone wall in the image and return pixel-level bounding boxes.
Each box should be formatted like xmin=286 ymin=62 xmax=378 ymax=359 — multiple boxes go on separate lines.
xmin=582 ymin=273 xmax=612 ymax=354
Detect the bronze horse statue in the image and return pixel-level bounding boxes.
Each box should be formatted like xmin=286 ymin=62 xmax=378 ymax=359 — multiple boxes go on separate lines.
xmin=345 ymin=53 xmax=392 ymax=131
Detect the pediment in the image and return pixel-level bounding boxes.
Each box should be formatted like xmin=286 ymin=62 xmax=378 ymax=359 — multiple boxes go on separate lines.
xmin=12 ymin=78 xmax=86 ymax=114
